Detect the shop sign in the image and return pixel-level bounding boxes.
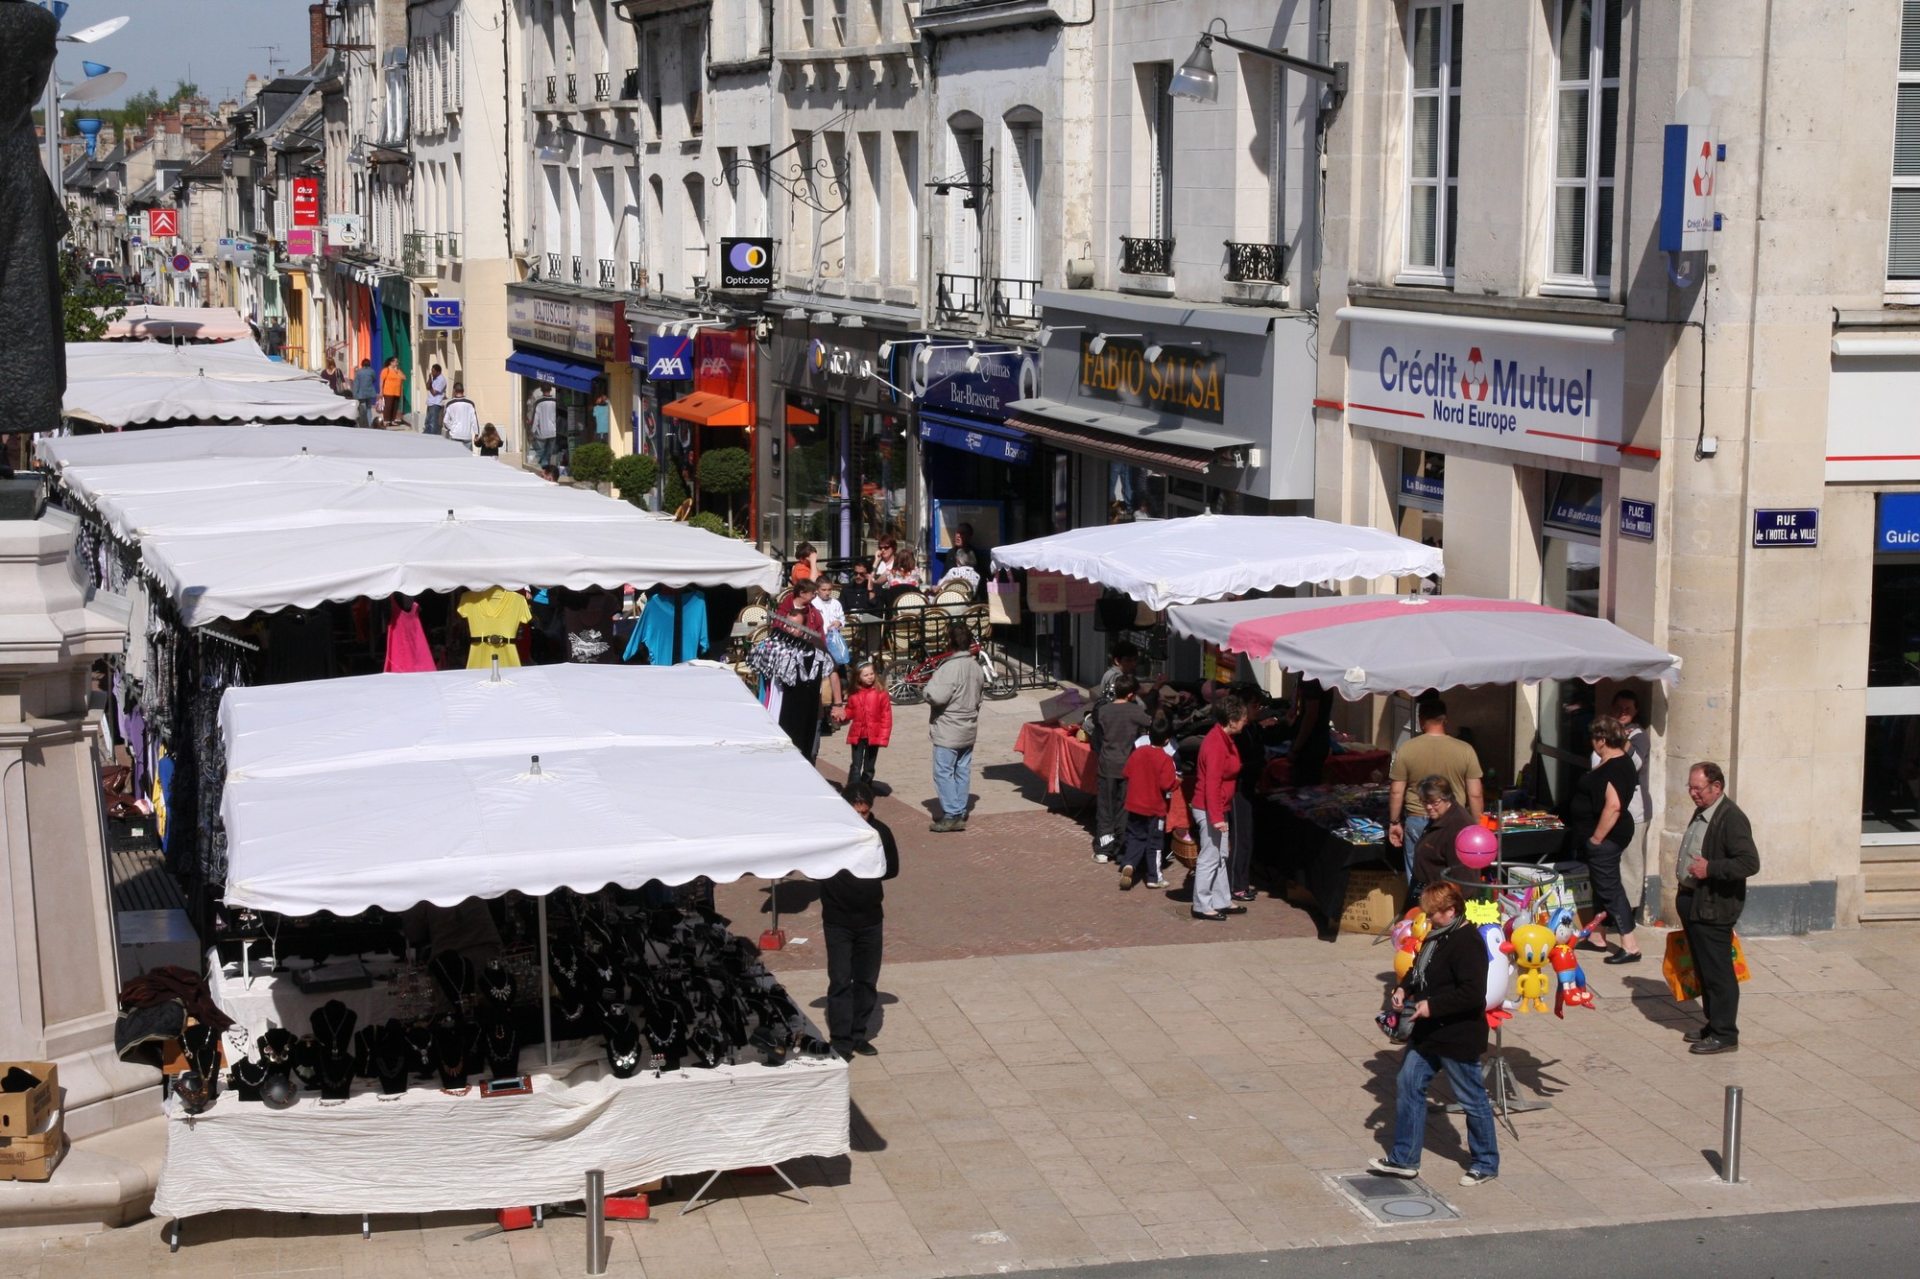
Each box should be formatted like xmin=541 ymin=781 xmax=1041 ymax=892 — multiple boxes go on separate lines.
xmin=644 ymin=334 xmax=693 ymax=379
xmin=507 ymin=290 xmax=622 ymax=361
xmin=919 ymin=417 xmax=1032 ymax=465
xmin=325 ymin=212 xmax=364 ymax=249
xmin=1753 ymin=508 xmax=1819 ymax=548
xmin=423 ymin=298 xmax=463 ymax=330
xmin=719 ymin=237 xmax=774 ymax=290
xmin=1345 ymin=309 xmax=1628 ymax=466
xmin=147 ymin=208 xmax=178 ymax=239
xmin=915 ymin=341 xmax=1040 ymax=421
xmin=695 ymin=328 xmax=753 ymax=402
xmin=1077 ymin=334 xmax=1226 ymax=424
xmin=1619 ymin=498 xmax=1656 ymax=541
xmin=292 ymin=177 xmax=320 ymax=228
xmin=217 ymin=237 xmax=234 ymax=262
xmin=1877 ymin=494 xmax=1920 ymax=552
xmin=284 ymin=228 xmax=316 ymax=257
xmin=1547 ymin=485 xmax=1604 ymax=535
xmin=1659 ymin=88 xmax=1717 ymax=254
xmin=1400 ymin=473 xmax=1443 ymax=504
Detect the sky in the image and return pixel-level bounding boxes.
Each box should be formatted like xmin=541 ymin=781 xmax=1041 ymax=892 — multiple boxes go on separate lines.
xmin=53 ymin=0 xmax=321 ymax=111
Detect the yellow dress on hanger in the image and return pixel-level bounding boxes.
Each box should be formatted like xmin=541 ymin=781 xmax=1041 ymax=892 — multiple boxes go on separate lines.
xmin=457 ymin=588 xmax=532 ymax=668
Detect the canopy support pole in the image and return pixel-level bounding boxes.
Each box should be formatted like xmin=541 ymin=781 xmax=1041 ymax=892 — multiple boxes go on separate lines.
xmin=538 ymin=895 xmax=554 ymax=1067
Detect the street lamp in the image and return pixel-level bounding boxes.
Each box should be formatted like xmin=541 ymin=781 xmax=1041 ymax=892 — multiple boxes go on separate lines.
xmin=1170 ymin=18 xmax=1348 ymax=102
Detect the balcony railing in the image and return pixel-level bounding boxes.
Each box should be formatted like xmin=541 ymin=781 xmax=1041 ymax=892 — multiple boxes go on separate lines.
xmin=598 ymin=257 xmax=616 ymax=286
xmin=566 ymin=73 xmax=578 ymax=102
xmin=628 ymin=262 xmax=647 ymax=291
xmin=594 ymin=72 xmax=611 ymax=101
xmin=402 ymin=231 xmax=435 ymax=277
xmin=545 ymin=76 xmax=557 ymax=104
xmin=545 ymin=251 xmax=562 ymax=278
xmin=621 ymin=67 xmax=640 ymax=101
xmin=936 ymin=272 xmax=982 ymax=319
xmin=1224 ymin=240 xmax=1289 ymax=284
xmin=570 ymin=254 xmax=583 ymax=282
xmin=436 ymin=232 xmax=460 ymax=264
xmin=1120 ymin=236 xmax=1175 ymax=276
xmin=991 ymin=277 xmax=1039 ymax=325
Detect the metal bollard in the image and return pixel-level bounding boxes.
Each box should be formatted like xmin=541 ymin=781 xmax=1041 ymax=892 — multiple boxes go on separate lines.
xmin=584 ymin=1169 xmax=606 ymax=1274
xmin=1721 ymin=1085 xmax=1744 ymax=1183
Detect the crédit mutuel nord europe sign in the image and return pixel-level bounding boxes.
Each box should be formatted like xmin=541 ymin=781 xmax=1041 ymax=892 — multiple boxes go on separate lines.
xmin=1341 ymin=308 xmax=1634 ymax=466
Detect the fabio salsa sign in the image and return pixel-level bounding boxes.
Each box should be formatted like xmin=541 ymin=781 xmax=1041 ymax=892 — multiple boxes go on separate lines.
xmin=1077 ymin=334 xmax=1226 ymax=424
xmin=1344 ymin=309 xmax=1631 ymax=466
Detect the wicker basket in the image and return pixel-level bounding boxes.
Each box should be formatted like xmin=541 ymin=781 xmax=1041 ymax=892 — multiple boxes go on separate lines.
xmin=1169 ymin=832 xmax=1198 ymax=871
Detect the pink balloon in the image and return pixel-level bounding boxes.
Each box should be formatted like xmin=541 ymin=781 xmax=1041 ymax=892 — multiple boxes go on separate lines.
xmin=1455 ymin=824 xmax=1500 ymax=869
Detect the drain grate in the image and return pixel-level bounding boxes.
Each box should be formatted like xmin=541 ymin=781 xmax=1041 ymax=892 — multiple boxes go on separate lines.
xmin=1334 ymin=1173 xmax=1461 ymax=1224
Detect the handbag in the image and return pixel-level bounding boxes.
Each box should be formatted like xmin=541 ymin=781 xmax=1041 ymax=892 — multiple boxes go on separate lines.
xmin=1063 ymin=576 xmax=1103 ymax=614
xmin=1027 ymin=571 xmax=1067 ymax=614
xmin=988 ymin=576 xmax=1022 ymax=625
xmin=1661 ymin=930 xmax=1753 ymax=1003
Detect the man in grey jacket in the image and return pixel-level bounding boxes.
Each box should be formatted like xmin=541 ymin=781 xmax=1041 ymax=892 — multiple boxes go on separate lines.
xmin=926 ymin=621 xmax=985 ymax=833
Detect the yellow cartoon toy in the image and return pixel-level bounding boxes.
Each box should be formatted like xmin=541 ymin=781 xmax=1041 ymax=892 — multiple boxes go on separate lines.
xmin=1388 ymin=908 xmax=1430 ymax=981
xmin=1503 ymin=921 xmax=1557 ymax=1014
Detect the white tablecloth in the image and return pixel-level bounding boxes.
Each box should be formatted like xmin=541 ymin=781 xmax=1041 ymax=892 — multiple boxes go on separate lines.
xmin=207 ymin=949 xmax=419 ymax=1050
xmin=151 ymin=1048 xmax=850 ymax=1218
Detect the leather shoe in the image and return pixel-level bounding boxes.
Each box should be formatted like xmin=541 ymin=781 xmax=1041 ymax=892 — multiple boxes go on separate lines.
xmin=852 ymin=1041 xmax=879 ymax=1057
xmin=1690 ymin=1037 xmax=1738 ymax=1055
xmin=1602 ymin=951 xmax=1642 ymax=965
xmin=1683 ymin=1027 xmax=1711 ymax=1044
xmin=1192 ymin=911 xmax=1228 ymax=922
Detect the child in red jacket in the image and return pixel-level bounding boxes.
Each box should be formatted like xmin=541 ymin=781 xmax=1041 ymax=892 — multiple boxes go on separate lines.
xmin=1119 ymin=717 xmax=1177 ymax=890
xmin=841 ymin=660 xmax=892 ymax=788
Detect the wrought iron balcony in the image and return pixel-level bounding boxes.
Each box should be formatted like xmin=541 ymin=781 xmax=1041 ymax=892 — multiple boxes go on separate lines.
xmin=598 ymin=257 xmax=616 ymax=286
xmin=436 ymin=233 xmax=459 ymax=263
xmin=1120 ymin=236 xmax=1175 ymax=277
xmin=936 ymin=272 xmax=982 ymax=319
xmin=594 ymin=72 xmax=611 ymax=102
xmin=544 ymin=251 xmax=562 ymax=278
xmin=628 ymin=262 xmax=648 ymax=290
xmin=545 ymin=76 xmax=557 ymax=104
xmin=402 ymin=231 xmax=435 ymax=277
xmin=1224 ymin=240 xmax=1289 ymax=284
xmin=991 ymin=277 xmax=1039 ymax=325
xmin=566 ymin=73 xmax=578 ymax=102
xmin=570 ymin=255 xmax=583 ymax=282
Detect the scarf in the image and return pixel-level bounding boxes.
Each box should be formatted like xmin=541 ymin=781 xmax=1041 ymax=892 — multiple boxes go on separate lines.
xmin=1408 ymin=916 xmax=1465 ymax=991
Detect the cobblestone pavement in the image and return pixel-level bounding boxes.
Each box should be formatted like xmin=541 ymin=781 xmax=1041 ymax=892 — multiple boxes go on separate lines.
xmin=8 ymin=692 xmax=1918 ymax=1277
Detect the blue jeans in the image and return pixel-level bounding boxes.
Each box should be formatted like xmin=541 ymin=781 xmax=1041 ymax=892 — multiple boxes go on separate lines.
xmin=1402 ymin=812 xmax=1430 ymax=881
xmin=424 ymin=404 xmax=443 ymax=435
xmin=533 ymin=436 xmax=557 ymax=468
xmin=932 ymin=743 xmax=973 ymax=820
xmin=1389 ymin=1047 xmax=1499 ymax=1176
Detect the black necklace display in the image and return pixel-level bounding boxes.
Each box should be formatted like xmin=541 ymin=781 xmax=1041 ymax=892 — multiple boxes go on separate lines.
xmin=482 ymin=959 xmax=516 ymax=1008
xmin=318 ymin=1053 xmax=355 ymax=1101
xmin=548 ymin=941 xmax=582 ymax=993
xmin=310 ymin=1000 xmax=358 ymax=1058
xmin=290 ymin=1037 xmax=322 ymax=1091
xmin=482 ymin=1016 xmax=519 ymax=1080
xmin=432 ymin=1017 xmax=470 ymax=1088
xmin=404 ymin=1022 xmax=436 ymax=1079
xmin=229 ymin=1057 xmax=269 ymax=1102
xmin=182 ymin=1023 xmax=222 ymax=1084
xmin=605 ymin=1019 xmax=644 ymax=1079
xmin=430 ymin=953 xmax=478 ymax=1008
xmin=258 ymin=1027 xmax=296 ymax=1069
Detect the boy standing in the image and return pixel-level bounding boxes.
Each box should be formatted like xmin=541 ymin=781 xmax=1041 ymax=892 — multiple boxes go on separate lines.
xmin=1091 ymin=675 xmax=1151 ymax=862
xmin=1120 ymin=718 xmax=1177 ymax=890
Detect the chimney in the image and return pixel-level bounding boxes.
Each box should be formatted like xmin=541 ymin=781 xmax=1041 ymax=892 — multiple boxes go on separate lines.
xmin=310 ymin=4 xmax=329 ymax=69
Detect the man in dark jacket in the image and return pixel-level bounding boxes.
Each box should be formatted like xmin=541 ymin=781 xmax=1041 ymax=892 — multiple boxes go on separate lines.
xmin=821 ymin=783 xmax=901 ymax=1059
xmin=1675 ymin=761 xmax=1761 ymax=1055
xmin=1370 ymin=882 xmax=1499 ymax=1186
xmin=1091 ymin=675 xmax=1151 ymax=863
xmin=351 ymin=359 xmax=379 ymax=428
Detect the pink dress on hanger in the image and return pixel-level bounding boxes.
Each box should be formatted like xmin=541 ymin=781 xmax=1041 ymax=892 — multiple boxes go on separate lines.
xmin=385 ymin=598 xmax=437 ymax=673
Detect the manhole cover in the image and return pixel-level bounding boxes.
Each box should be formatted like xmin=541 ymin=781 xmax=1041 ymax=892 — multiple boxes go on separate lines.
xmin=1334 ymin=1174 xmax=1460 ymax=1225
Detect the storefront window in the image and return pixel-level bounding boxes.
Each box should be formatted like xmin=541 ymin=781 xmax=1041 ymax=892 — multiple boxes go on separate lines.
xmin=1107 ymin=464 xmax=1167 ymax=521
xmin=1397 ymin=449 xmax=1444 ymax=594
xmin=1540 ymin=471 xmax=1604 ymax=804
xmin=782 ymin=396 xmax=912 ymax=561
xmin=784 ymin=394 xmax=836 ymax=552
xmin=1863 ymin=530 xmax=1920 ymax=838
xmin=851 ymin=410 xmax=911 ymax=560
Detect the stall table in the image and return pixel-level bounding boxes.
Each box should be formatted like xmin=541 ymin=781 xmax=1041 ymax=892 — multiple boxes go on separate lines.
xmin=151 ymin=1047 xmax=849 ymax=1224
xmin=1257 ymin=750 xmax=1392 ymax=789
xmin=206 ymin=951 xmax=414 ymax=1047
xmin=1012 ymin=721 xmax=1192 ymax=829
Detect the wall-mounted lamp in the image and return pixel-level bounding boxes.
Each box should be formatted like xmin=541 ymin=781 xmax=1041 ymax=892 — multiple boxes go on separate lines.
xmin=782 ymin=306 xmax=809 ymax=320
xmin=841 ymin=315 xmax=867 ymax=329
xmin=1035 ymin=324 xmax=1084 ymax=346
xmin=1088 ymin=332 xmax=1143 ymax=356
xmin=1144 ymin=340 xmax=1206 ymax=363
xmin=1171 ymin=18 xmax=1349 ymax=102
xmin=810 ymin=310 xmax=837 ymax=325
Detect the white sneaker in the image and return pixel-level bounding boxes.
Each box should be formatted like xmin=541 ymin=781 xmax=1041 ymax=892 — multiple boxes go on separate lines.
xmin=1459 ymin=1170 xmax=1497 ymax=1187
xmin=1092 ymin=852 xmax=1112 ymax=864
xmin=1146 ymin=879 xmax=1169 ymax=889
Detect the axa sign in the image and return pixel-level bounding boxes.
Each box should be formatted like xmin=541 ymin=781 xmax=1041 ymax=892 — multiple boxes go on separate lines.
xmin=1344 ymin=310 xmax=1630 ymax=467
xmin=644 ymin=334 xmax=693 ymax=380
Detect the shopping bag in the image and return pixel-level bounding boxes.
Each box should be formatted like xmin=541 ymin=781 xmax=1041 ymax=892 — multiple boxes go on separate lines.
xmin=1134 ymin=600 xmax=1160 ymax=627
xmin=1027 ymin=571 xmax=1067 ymax=614
xmin=1662 ymin=930 xmax=1753 ymax=1003
xmin=988 ymin=576 xmax=1022 ymax=625
xmin=1063 ymin=576 xmax=1103 ymax=614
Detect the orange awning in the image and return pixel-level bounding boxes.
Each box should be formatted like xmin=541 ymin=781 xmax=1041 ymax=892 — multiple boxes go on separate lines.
xmin=785 ymin=403 xmax=819 ymax=426
xmin=663 ymin=392 xmax=751 ymax=427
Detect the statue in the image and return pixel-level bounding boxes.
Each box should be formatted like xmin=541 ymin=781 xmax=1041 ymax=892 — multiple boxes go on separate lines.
xmin=0 ymin=0 xmax=70 ymax=438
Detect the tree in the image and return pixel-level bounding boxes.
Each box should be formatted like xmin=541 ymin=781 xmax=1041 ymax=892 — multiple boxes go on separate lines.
xmin=688 ymin=512 xmax=728 ymax=537
xmin=664 ymin=468 xmax=689 ymax=514
xmin=62 ymin=255 xmax=124 ymax=342
xmin=568 ymin=442 xmax=613 ymax=486
xmin=609 ymin=453 xmax=659 ymax=508
xmin=696 ymin=447 xmax=752 ymax=534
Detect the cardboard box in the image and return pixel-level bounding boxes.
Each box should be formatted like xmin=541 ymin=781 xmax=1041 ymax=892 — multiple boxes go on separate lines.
xmin=0 ymin=1062 xmax=57 ymax=1137
xmin=0 ymin=1108 xmax=65 ymax=1183
xmin=1338 ymin=869 xmax=1407 ymax=936
xmin=1038 ymin=687 xmax=1090 ymax=725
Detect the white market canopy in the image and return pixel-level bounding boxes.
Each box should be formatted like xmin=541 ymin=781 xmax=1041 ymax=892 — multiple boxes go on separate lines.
xmin=989 ymin=513 xmax=1444 ymax=611
xmin=35 ymin=424 xmax=468 ymax=471
xmin=217 ymin=664 xmax=886 ymax=917
xmin=1166 ymin=594 xmax=1682 ymax=699
xmin=63 ymin=371 xmax=358 ymax=427
xmin=98 ymin=305 xmax=253 ymax=342
xmin=65 ymin=340 xmax=313 ymax=382
xmin=57 ymin=455 xmax=546 ymax=510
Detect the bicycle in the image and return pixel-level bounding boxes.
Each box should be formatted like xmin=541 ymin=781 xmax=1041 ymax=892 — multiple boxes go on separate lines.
xmin=887 ymin=642 xmax=1018 ymax=705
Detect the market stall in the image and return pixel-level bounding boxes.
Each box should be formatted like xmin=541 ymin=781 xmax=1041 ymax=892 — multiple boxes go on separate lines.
xmin=61 ymin=373 xmax=359 ymax=427
xmin=99 ymin=304 xmax=254 ymax=342
xmin=1168 ymin=594 xmax=1681 ymax=924
xmin=36 ymin=423 xmax=467 ymax=469
xmin=153 ymin=663 xmax=882 ymax=1228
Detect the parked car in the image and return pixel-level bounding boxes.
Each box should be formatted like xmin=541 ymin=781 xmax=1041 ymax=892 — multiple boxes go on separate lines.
xmin=92 ymin=272 xmax=124 ymax=291
xmin=88 ymin=256 xmax=113 ymax=275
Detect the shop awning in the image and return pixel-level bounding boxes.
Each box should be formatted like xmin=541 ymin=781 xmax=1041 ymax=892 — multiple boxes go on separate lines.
xmin=217 ymin=664 xmax=885 ymax=916
xmin=1166 ymin=595 xmax=1680 ymax=699
xmin=1005 ymin=397 xmax=1243 ymax=476
xmin=917 ymin=411 xmax=1032 ymax=465
xmin=663 ymin=391 xmax=752 ymax=427
xmin=506 ymin=349 xmax=603 ymax=394
xmin=785 ymin=403 xmax=820 ymax=426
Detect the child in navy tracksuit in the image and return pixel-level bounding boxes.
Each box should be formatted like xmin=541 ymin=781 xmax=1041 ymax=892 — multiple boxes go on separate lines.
xmin=1119 ymin=718 xmax=1177 ymax=890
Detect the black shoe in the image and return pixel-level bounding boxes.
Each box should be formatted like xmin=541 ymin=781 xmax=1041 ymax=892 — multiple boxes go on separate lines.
xmin=1603 ymin=951 xmax=1642 ymax=965
xmin=1192 ymin=911 xmax=1228 ymax=922
xmin=831 ymin=1041 xmax=856 ymax=1061
xmin=870 ymin=782 xmax=892 ymax=797
xmin=1223 ymin=904 xmax=1248 ymax=915
xmin=852 ymin=1041 xmax=879 ymax=1057
xmin=1690 ymin=1037 xmax=1738 ymax=1055
xmin=1683 ymin=1027 xmax=1711 ymax=1044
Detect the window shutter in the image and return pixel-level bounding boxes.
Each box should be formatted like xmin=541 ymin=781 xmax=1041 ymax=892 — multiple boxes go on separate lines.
xmin=1003 ymin=125 xmax=1036 ymax=282
xmin=1150 ymin=66 xmax=1173 ymax=239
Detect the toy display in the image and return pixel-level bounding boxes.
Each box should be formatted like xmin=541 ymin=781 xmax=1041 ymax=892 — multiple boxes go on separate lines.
xmin=1388 ymin=908 xmax=1430 ymax=981
xmin=1503 ymin=921 xmax=1556 ymax=1014
xmin=1454 ymin=824 xmax=1500 ymax=870
xmin=1545 ymin=907 xmax=1605 ymax=1016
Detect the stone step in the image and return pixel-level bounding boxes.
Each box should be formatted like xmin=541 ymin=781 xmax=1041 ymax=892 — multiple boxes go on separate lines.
xmin=1861 ymin=845 xmax=1920 ymax=864
xmin=0 ymin=1115 xmax=163 ymax=1238
xmin=1860 ymin=890 xmax=1920 ymax=923
xmin=1865 ymin=865 xmax=1920 ymax=893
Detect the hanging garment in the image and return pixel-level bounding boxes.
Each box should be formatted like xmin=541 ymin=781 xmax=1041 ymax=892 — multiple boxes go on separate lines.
xmin=457 ymin=588 xmax=532 ymax=669
xmin=384 ymin=598 xmax=437 ymax=673
xmin=636 ymin=589 xmax=710 ymax=666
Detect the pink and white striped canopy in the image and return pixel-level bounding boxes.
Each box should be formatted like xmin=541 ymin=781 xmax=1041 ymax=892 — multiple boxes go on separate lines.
xmin=1166 ymin=594 xmax=1681 ymax=699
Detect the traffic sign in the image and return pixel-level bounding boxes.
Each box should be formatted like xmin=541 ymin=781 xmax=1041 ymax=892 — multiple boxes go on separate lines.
xmin=171 ymin=254 xmax=190 ymax=272
xmin=148 ymin=208 xmax=178 ymax=239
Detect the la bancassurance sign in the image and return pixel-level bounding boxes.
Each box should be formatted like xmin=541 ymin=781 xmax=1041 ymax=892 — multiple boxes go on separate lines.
xmin=1340 ymin=308 xmax=1632 ymax=466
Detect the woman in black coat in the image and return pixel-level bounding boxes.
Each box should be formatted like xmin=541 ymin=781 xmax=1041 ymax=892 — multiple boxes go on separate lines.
xmin=1369 ymin=882 xmax=1500 ymax=1186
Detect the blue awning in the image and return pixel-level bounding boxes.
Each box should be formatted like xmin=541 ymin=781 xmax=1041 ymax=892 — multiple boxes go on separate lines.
xmin=506 ymin=349 xmax=603 ymax=394
xmin=917 ymin=411 xmax=1032 ymax=465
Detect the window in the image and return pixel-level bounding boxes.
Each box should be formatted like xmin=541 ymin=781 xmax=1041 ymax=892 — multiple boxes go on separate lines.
xmin=892 ymin=132 xmax=918 ymax=281
xmin=789 ymin=133 xmax=816 ymax=270
xmin=681 ymin=25 xmax=703 ymax=135
xmin=749 ymin=144 xmax=771 ymax=237
xmin=1548 ymin=0 xmax=1621 ymax=291
xmin=1143 ymin=65 xmax=1173 ymax=240
xmin=1540 ymin=471 xmax=1604 ymax=804
xmin=945 ymin=116 xmax=984 ymax=276
xmin=1002 ymin=114 xmax=1042 ymax=286
xmin=643 ymin=29 xmax=663 ymax=136
xmin=682 ymin=174 xmax=706 ymax=289
xmin=1892 ymin=1 xmax=1920 ymax=286
xmin=856 ymin=132 xmax=883 ymax=281
xmin=1405 ymin=2 xmax=1462 ymax=280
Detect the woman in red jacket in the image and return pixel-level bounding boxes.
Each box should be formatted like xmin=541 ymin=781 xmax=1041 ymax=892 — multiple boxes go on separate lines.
xmin=841 ymin=660 xmax=893 ymax=788
xmin=1191 ymin=694 xmax=1247 ymax=921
